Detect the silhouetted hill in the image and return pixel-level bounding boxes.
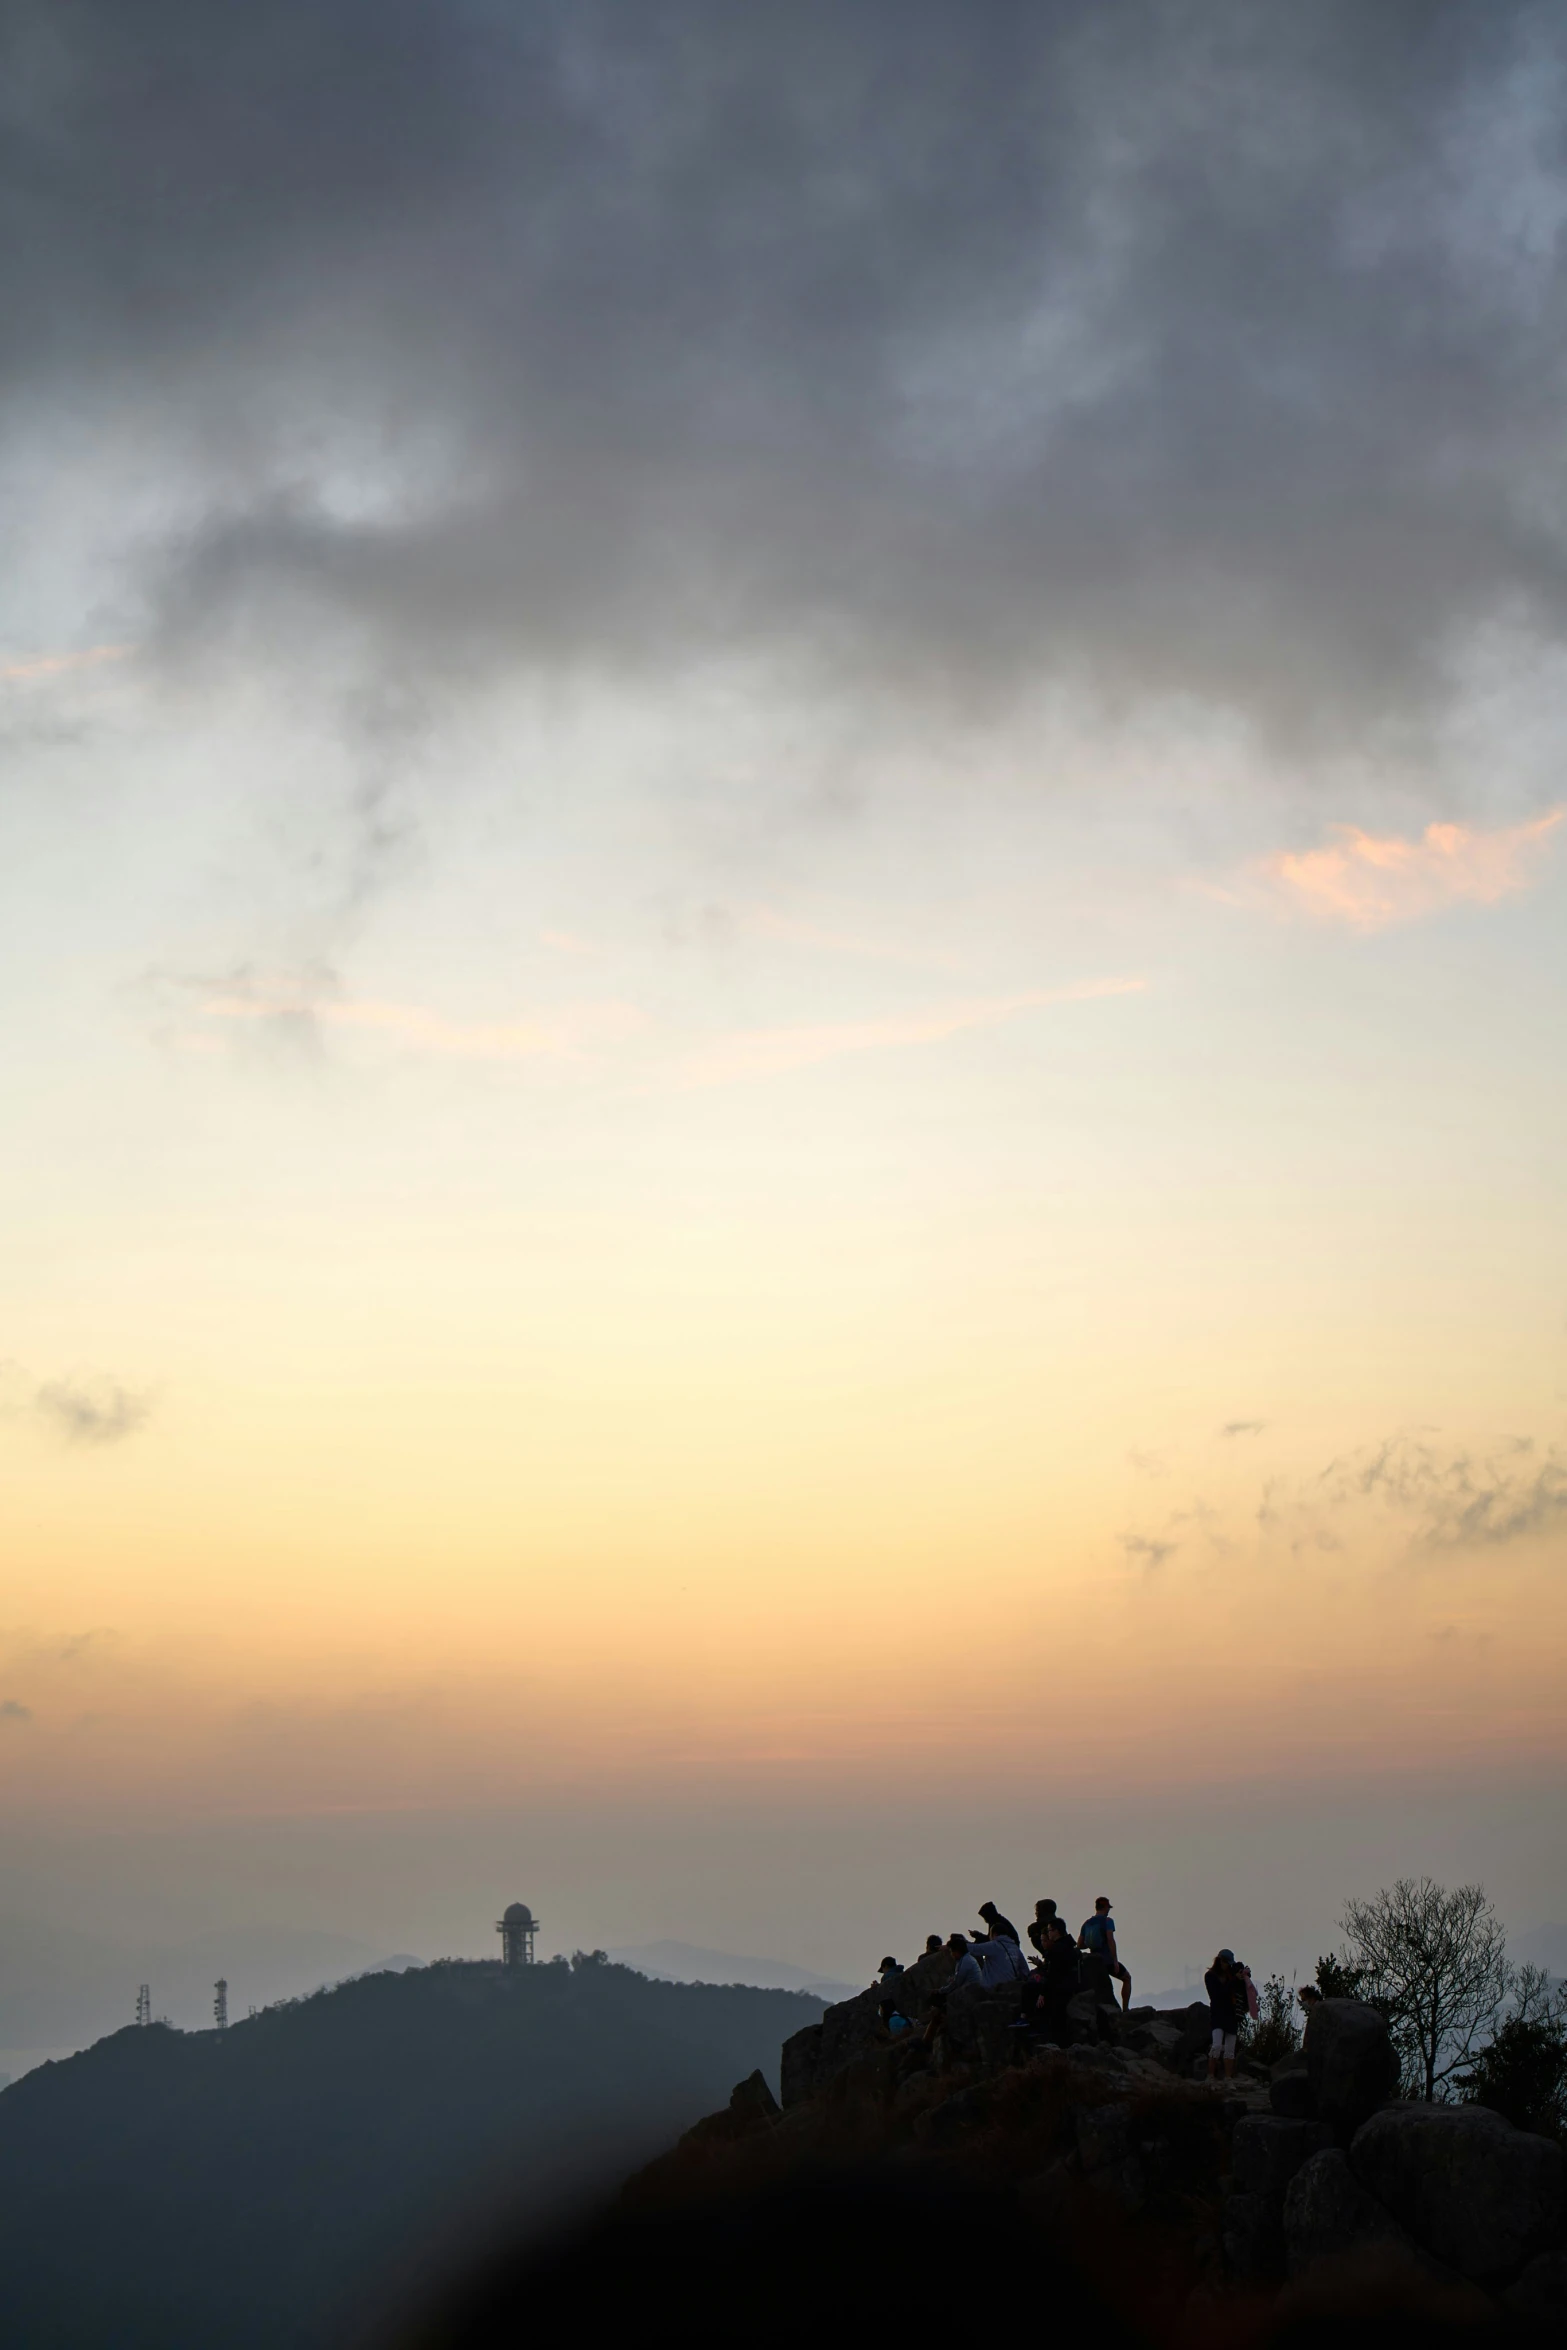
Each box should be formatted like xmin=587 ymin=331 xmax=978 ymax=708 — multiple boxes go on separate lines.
xmin=0 ymin=1954 xmax=823 ymax=2350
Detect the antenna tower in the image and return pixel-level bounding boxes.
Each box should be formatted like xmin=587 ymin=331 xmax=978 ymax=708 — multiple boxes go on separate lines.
xmin=213 ymin=1978 xmax=229 ymax=2031
xmin=135 ymin=1984 xmax=151 ymax=2027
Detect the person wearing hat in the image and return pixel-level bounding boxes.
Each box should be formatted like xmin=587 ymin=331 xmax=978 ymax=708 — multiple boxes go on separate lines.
xmin=1205 ymin=1948 xmax=1246 ymax=2081
xmin=1078 ymin=1896 xmax=1132 ymax=2013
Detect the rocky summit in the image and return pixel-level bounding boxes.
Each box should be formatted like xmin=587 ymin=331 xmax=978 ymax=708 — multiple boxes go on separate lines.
xmin=625 ymin=1943 xmax=1567 ymax=2343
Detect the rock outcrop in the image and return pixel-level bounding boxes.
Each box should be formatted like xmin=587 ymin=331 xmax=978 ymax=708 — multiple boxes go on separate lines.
xmin=1505 ymin=2248 xmax=1567 ymax=2326
xmin=1305 ymin=1997 xmax=1401 ymax=2137
xmin=1349 ymin=2100 xmax=1565 ymax=2284
xmin=661 ymin=1944 xmax=1560 ymax=2335
xmin=1283 ymin=2146 xmax=1415 ymax=2275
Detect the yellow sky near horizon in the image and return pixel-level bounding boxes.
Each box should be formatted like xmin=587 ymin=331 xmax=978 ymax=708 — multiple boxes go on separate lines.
xmin=3 ymin=658 xmax=1565 ymax=1839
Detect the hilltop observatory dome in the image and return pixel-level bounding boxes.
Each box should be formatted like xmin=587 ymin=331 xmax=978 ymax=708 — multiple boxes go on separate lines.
xmin=497 ymin=1902 xmax=539 ymax=1966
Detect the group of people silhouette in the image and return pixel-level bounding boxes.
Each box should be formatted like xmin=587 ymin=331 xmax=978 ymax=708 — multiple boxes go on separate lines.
xmin=875 ymin=1897 xmax=1258 ymax=2083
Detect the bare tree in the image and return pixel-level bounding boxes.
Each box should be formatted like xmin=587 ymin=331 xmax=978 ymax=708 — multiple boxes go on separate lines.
xmin=1338 ymin=1878 xmax=1510 ymax=2102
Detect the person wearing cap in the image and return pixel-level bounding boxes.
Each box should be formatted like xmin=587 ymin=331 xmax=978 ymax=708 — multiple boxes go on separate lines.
xmin=1205 ymin=1948 xmax=1247 ymax=2081
xmin=1077 ymin=1896 xmax=1132 ymax=2013
xmin=877 ymin=1954 xmax=904 ymax=1988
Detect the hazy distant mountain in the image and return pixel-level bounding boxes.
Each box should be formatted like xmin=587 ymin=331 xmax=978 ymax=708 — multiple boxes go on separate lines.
xmin=1512 ymin=1922 xmax=1567 ymax=1977
xmin=608 ymin=1938 xmax=860 ymax=2001
xmin=0 ymin=1954 xmax=823 ymax=2350
xmin=0 ymin=1917 xmax=419 ymax=2054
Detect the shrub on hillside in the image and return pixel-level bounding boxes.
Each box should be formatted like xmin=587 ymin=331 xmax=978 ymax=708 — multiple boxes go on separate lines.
xmin=1243 ymin=1973 xmax=1300 ymax=2067
xmin=1456 ymin=1965 xmax=1567 ymax=2140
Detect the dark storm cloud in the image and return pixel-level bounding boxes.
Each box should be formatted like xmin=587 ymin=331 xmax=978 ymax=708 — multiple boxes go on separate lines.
xmin=6 ymin=0 xmax=1567 ymax=738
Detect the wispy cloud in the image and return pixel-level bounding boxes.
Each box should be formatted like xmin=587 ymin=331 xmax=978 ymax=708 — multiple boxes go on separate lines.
xmin=218 ymin=993 xmax=644 ymax=1063
xmin=1251 ymin=809 xmax=1563 ymax=931
xmin=2 ymin=1361 xmax=149 ymax=1448
xmin=747 ymin=905 xmax=961 ymax=972
xmin=167 ymin=966 xmax=645 ymax=1065
xmin=670 ymin=977 xmax=1145 ymax=1090
xmin=0 ymin=1699 xmax=33 ymax=1723
xmin=1119 ymin=1532 xmax=1178 ymax=1570
xmin=1221 ymin=1420 xmax=1267 ymax=1438
xmin=0 ymin=643 xmax=132 ymax=684
xmin=1260 ymin=1431 xmax=1567 ymax=1556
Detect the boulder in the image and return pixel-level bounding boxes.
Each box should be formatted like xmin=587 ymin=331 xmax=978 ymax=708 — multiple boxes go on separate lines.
xmin=779 ymin=2020 xmax=824 ymax=2110
xmin=1351 ymin=2101 xmax=1565 ymax=2284
xmin=678 ymin=2067 xmax=780 ymax=2146
xmin=1075 ymin=2102 xmax=1145 ymax=2213
xmin=1231 ymin=2114 xmax=1334 ymax=2204
xmin=1221 ymin=2189 xmax=1279 ymax=2281
xmin=728 ymin=2068 xmax=781 ymax=2126
xmin=1065 ymin=1989 xmax=1103 ymax=2042
xmin=1075 ymin=2101 xmax=1132 ymax=2173
xmin=1283 ymin=2147 xmax=1412 ymax=2277
xmin=1505 ymin=2249 xmax=1567 ymax=2326
xmin=815 ymin=1983 xmax=883 ymax=2076
xmin=1268 ymin=2059 xmax=1315 ymax=2119
xmin=945 ymin=1983 xmax=1024 ymax=2071
xmin=1128 ymin=2020 xmax=1188 ymax=2073
xmin=1305 ymin=1999 xmax=1399 ymax=2136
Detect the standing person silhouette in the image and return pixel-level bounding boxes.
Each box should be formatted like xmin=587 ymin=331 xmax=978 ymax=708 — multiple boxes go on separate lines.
xmin=1027 ymin=1899 xmax=1061 ymax=1960
xmin=1077 ymin=1897 xmax=1132 ymax=2012
xmin=1036 ymin=1915 xmax=1080 ymax=2044
xmin=1205 ymin=1948 xmax=1246 ymax=2081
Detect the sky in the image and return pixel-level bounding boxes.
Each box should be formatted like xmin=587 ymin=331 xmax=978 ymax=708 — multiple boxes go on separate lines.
xmin=1 ymin=0 xmax=1565 ymax=2005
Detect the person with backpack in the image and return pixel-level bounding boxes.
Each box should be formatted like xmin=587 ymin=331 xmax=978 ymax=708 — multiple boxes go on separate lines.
xmin=1077 ymin=1896 xmax=1132 ymax=2012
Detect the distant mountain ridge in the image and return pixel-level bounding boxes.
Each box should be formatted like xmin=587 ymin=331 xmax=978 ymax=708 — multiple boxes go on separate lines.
xmin=0 ymin=1917 xmax=420 ymax=2057
xmin=0 ymin=1953 xmax=824 ymax=2350
xmin=609 ymin=1938 xmax=860 ymax=2001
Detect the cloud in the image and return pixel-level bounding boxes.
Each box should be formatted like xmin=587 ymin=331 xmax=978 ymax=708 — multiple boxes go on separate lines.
xmin=747 ymin=906 xmax=961 ymax=972
xmin=33 ymin=1378 xmax=152 ymax=1448
xmin=0 ymin=1699 xmax=33 ymax=1723
xmin=1326 ymin=1433 xmax=1567 ymax=1550
xmin=669 ymin=977 xmax=1143 ymax=1088
xmin=7 ymin=2 xmax=1567 ymax=756
xmin=1119 ymin=1533 xmax=1178 ymax=1570
xmin=1261 ymin=1431 xmax=1567 ymax=1555
xmin=1254 ymin=808 xmax=1564 ymax=930
xmin=1221 ymin=1420 xmax=1267 ymax=1438
xmin=0 ymin=643 xmax=132 ymax=683
xmin=146 ymin=964 xmax=645 ymax=1066
xmin=208 ymin=988 xmax=645 ymax=1064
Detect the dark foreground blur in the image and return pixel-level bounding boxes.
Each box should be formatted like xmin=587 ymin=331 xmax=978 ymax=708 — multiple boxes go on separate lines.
xmin=395 ymin=2164 xmax=1508 ymax=2350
